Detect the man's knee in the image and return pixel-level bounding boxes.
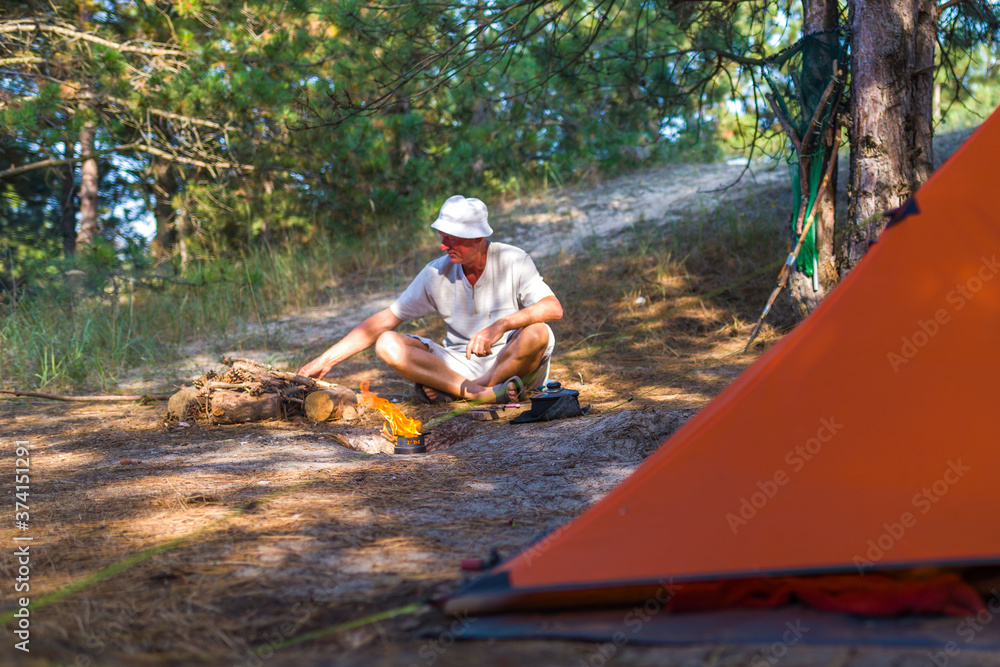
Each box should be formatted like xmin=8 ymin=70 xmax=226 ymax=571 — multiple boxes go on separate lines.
xmin=516 ymin=323 xmax=550 ymax=354
xmin=375 ymin=332 xmax=408 ymax=367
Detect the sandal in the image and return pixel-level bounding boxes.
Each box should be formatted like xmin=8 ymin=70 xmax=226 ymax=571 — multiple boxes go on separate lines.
xmin=413 ymin=383 xmax=455 ymax=404
xmin=487 ymin=376 xmax=526 ymax=404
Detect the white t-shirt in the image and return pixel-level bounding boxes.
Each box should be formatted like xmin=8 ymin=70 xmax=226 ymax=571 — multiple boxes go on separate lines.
xmin=389 ymin=242 xmax=555 ymax=351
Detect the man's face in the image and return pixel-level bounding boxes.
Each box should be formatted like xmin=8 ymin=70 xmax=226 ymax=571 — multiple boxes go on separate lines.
xmin=439 ymin=233 xmax=484 ymax=265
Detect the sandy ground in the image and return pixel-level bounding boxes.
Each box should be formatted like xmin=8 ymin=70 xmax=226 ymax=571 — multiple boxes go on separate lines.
xmin=3 ymin=134 xmax=996 ymax=666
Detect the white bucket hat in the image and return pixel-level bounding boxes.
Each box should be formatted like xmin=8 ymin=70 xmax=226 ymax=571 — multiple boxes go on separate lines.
xmin=431 ymin=195 xmax=493 ymax=239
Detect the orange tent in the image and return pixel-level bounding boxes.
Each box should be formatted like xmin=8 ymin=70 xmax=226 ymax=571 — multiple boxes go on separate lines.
xmin=446 ymin=105 xmax=1000 ymax=617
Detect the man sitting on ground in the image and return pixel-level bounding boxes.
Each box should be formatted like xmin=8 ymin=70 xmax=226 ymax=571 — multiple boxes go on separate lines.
xmin=297 ymin=195 xmax=563 ymax=404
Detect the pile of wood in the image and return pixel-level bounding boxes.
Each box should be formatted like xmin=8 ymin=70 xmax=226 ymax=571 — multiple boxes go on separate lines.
xmin=166 ymin=357 xmax=360 ymax=424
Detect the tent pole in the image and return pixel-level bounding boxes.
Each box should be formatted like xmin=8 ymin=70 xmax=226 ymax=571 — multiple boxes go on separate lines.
xmin=744 ymin=128 xmax=842 ymax=353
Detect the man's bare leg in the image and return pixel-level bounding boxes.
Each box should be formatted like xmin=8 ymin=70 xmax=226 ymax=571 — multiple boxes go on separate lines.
xmin=375 ymin=333 xmax=469 ymax=399
xmin=376 ymin=328 xmax=549 ymax=403
xmin=473 ymin=323 xmax=550 ymax=402
xmin=375 ymin=332 xmax=490 ymax=401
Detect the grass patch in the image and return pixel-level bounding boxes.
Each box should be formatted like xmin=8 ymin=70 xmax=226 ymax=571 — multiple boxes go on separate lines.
xmin=0 ymin=221 xmax=441 ymax=392
xmin=542 ymin=181 xmax=794 ymax=364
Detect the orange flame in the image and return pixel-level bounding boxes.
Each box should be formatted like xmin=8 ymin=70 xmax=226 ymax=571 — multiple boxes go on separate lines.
xmin=359 ymin=381 xmax=422 ymax=437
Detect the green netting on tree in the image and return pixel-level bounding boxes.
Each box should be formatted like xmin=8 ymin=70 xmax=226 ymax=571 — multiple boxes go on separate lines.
xmin=763 ymin=29 xmax=848 ymax=280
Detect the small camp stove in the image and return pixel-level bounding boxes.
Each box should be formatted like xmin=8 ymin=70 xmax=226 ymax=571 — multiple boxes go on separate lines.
xmin=394 ymin=433 xmax=426 ymax=455
xmin=511 ymin=381 xmax=585 ymax=423
xmin=531 ymin=381 xmax=579 ymax=411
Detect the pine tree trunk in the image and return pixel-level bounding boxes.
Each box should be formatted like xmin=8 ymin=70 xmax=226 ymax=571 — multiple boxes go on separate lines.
xmin=176 ymin=204 xmax=191 ymax=269
xmin=843 ymin=0 xmax=937 ymax=273
xmin=912 ymin=0 xmax=938 ymax=184
xmin=76 ymin=121 xmax=99 ymax=250
xmin=59 ymin=140 xmax=77 ymax=257
xmin=150 ymin=155 xmax=178 ymax=258
xmin=788 ymin=0 xmax=842 ymax=314
xmin=150 ymin=116 xmax=179 ymax=258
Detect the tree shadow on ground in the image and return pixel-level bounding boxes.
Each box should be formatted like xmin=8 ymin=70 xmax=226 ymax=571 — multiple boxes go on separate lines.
xmin=1 ymin=393 xmax=697 ymax=664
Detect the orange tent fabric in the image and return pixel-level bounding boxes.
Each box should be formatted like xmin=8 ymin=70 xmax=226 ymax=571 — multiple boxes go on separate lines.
xmin=446 ymin=105 xmax=1000 ymax=616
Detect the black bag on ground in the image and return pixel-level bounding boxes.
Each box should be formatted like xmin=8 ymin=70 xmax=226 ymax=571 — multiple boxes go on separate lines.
xmin=511 ymin=382 xmax=587 ymax=423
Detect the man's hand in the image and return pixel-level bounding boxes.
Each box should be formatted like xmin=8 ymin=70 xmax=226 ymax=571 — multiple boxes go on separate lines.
xmin=465 ymin=296 xmax=563 ymax=360
xmin=466 ymin=322 xmax=506 ymax=359
xmin=298 ymin=355 xmax=335 ymax=380
xmin=297 ymin=307 xmax=403 ymax=378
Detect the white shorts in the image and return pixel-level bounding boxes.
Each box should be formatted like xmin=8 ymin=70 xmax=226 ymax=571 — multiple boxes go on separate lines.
xmin=406 ymin=324 xmax=555 ymax=389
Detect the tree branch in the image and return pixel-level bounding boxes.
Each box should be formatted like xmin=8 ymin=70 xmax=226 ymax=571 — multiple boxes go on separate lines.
xmin=73 ymin=92 xmax=228 ymax=130
xmin=700 ymin=46 xmax=767 ymax=68
xmin=2 ymin=85 xmax=229 ymax=132
xmin=0 ymin=389 xmax=170 ymax=402
xmin=0 ymin=20 xmax=187 ymax=58
xmin=765 ymin=92 xmax=801 ymax=151
xmin=0 ymin=144 xmax=140 ymax=179
xmin=0 ymin=142 xmax=253 ymax=180
xmin=0 ymin=56 xmax=44 ymax=66
xmin=137 ymin=144 xmax=254 ymax=171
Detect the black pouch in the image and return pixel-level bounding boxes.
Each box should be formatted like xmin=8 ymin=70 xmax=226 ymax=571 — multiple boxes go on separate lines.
xmin=511 ymin=382 xmax=586 ymax=423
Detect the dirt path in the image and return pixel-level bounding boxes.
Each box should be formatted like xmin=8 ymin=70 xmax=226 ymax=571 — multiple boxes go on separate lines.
xmin=492 ymin=160 xmax=786 ymax=257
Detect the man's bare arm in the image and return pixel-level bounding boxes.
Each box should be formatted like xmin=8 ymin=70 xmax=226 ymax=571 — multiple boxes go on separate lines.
xmin=466 ymin=295 xmax=563 ymax=359
xmin=297 ymin=307 xmax=403 ymax=378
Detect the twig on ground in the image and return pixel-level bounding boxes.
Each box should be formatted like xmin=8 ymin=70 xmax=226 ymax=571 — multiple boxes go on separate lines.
xmin=0 ymin=389 xmax=170 ymax=402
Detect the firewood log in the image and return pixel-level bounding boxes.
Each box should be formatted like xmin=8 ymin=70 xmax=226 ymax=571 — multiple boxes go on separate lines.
xmin=227 ymin=361 xmax=273 ymax=384
xmin=304 ymin=386 xmax=360 ymax=422
xmin=227 ymin=358 xmax=336 ymax=389
xmin=167 ymin=386 xmax=202 ymax=419
xmin=210 ymin=390 xmax=281 ymax=423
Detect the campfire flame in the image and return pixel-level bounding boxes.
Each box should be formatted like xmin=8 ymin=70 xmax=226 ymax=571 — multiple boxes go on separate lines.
xmin=359 ymin=381 xmax=422 ymax=437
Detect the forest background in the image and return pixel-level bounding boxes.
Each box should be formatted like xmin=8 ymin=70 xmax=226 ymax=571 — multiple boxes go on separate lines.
xmin=1 ymin=0 xmax=998 ymax=392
